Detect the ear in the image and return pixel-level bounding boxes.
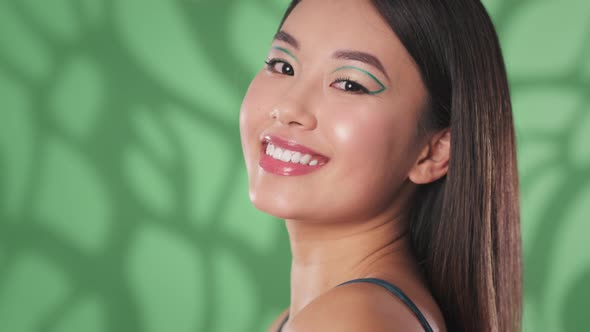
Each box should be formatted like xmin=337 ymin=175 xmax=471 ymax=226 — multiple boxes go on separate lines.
xmin=408 ymin=128 xmax=451 ymax=185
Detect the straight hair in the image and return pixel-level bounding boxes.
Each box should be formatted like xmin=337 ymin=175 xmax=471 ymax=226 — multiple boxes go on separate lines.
xmin=276 ymin=1 xmax=522 ymax=331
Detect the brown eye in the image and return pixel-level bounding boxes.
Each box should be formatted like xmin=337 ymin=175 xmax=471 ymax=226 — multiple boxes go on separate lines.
xmin=331 ymin=78 xmax=369 ymax=94
xmin=265 ymin=58 xmax=294 ymax=76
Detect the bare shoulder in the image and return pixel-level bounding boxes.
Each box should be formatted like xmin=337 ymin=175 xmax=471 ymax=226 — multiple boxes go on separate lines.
xmin=266 ymin=307 xmax=289 ymax=332
xmin=286 ymin=281 xmax=446 ymax=332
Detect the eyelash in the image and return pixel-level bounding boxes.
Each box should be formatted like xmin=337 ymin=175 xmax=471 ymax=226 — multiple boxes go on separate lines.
xmin=264 ymin=58 xmax=370 ymax=95
xmin=264 ymin=58 xmax=292 ymax=75
xmin=332 ymin=76 xmax=370 ymax=94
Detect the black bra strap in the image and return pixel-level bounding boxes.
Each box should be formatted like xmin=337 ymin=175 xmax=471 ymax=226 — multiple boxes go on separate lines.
xmin=277 ymin=277 xmax=434 ymax=332
xmin=338 ymin=278 xmax=434 ymax=332
xmin=277 ymin=314 xmax=288 ymax=332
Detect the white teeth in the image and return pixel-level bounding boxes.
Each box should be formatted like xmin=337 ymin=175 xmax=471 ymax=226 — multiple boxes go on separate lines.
xmin=280 ymin=150 xmax=292 ymax=162
xmin=290 ymin=152 xmax=301 ymax=163
xmin=299 ymin=154 xmax=311 ymax=165
xmin=272 ymin=147 xmax=283 ymax=159
xmin=265 ymin=143 xmax=317 ymax=166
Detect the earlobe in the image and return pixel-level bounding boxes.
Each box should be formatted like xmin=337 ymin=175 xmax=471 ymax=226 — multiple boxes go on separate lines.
xmin=408 ymin=128 xmax=451 ymax=185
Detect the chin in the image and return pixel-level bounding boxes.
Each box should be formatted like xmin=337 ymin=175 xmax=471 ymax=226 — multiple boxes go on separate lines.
xmin=248 ymin=188 xmax=307 ymax=220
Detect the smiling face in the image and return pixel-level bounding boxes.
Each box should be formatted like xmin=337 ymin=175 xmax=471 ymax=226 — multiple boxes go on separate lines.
xmin=239 ymin=0 xmax=429 ymax=224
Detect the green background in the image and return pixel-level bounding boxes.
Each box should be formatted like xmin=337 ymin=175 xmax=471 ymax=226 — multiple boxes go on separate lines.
xmin=0 ymin=0 xmax=589 ymax=331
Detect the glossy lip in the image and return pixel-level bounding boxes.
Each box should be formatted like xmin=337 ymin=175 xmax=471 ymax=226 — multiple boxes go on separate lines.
xmin=258 ymin=134 xmax=330 ymax=176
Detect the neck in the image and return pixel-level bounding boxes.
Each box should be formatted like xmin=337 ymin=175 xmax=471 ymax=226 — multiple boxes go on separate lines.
xmin=285 ymin=213 xmax=416 ymax=318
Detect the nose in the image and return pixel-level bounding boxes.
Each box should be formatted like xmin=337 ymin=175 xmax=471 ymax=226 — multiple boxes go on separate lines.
xmin=270 ymin=97 xmax=318 ymax=130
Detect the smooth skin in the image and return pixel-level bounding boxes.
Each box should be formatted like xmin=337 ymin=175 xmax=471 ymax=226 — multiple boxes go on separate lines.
xmin=239 ymin=0 xmax=450 ymax=331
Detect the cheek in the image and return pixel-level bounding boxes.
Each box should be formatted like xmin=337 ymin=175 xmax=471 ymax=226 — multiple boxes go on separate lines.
xmin=323 ymin=102 xmax=419 ymax=186
xmin=240 ymin=75 xmax=272 ymax=146
xmin=239 ymin=76 xmax=266 ymax=173
xmin=325 ymin=107 xmax=406 ymax=161
xmin=239 ymin=72 xmax=285 ymax=126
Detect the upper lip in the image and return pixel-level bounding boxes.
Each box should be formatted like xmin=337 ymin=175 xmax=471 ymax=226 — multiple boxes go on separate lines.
xmin=261 ymin=134 xmax=328 ymax=158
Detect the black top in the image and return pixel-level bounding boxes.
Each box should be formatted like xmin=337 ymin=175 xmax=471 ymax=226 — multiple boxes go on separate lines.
xmin=277 ymin=277 xmax=434 ymax=332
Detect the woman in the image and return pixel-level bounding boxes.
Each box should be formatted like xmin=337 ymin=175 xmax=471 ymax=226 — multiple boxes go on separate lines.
xmin=239 ymin=0 xmax=522 ymax=331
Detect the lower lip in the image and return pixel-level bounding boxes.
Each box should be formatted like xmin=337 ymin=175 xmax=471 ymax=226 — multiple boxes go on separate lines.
xmin=259 ymin=147 xmax=328 ymax=176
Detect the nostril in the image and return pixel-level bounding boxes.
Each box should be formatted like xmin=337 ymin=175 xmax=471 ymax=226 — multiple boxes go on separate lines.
xmin=289 ymin=120 xmax=304 ymax=127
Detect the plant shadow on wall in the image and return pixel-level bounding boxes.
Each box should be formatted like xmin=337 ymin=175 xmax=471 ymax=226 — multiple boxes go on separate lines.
xmin=0 ymin=0 xmax=589 ymax=332
xmin=0 ymin=0 xmax=291 ymax=331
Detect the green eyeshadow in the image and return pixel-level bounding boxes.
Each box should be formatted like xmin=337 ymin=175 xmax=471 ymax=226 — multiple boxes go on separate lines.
xmin=271 ymin=46 xmax=299 ymax=63
xmin=331 ymin=65 xmax=387 ymax=95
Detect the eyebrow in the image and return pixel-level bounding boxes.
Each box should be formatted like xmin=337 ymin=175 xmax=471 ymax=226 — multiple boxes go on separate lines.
xmin=332 ymin=50 xmax=390 ymax=80
xmin=274 ymin=30 xmax=299 ymax=49
xmin=273 ymin=30 xmax=390 ymax=80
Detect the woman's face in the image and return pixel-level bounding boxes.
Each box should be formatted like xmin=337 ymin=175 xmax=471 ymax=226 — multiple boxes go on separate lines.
xmin=239 ymin=0 xmax=428 ymax=223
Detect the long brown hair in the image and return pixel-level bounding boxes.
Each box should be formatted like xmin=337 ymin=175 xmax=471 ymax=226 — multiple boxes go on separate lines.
xmin=277 ymin=1 xmax=522 ymax=331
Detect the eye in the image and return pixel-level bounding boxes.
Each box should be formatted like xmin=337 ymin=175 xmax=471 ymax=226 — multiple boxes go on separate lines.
xmin=264 ymin=58 xmax=294 ymax=76
xmin=331 ymin=77 xmax=370 ymax=94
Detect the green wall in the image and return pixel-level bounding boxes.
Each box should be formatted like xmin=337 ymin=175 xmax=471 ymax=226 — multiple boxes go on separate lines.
xmin=0 ymin=0 xmax=588 ymax=331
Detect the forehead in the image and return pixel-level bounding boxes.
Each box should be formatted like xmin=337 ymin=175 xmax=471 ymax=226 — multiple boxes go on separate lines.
xmin=279 ymin=0 xmax=410 ymax=70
